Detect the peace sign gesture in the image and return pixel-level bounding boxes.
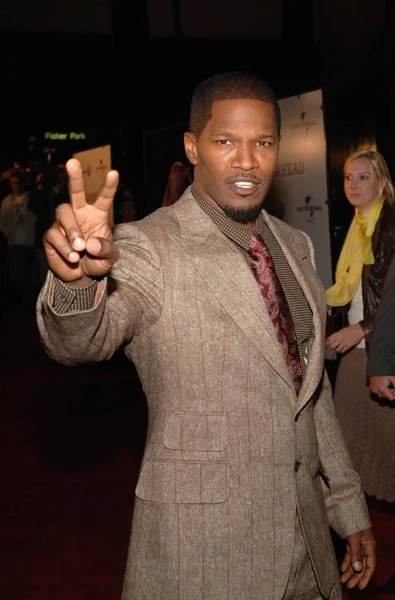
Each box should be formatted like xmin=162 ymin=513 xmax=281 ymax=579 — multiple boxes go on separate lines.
xmin=43 ymin=158 xmax=120 ymax=283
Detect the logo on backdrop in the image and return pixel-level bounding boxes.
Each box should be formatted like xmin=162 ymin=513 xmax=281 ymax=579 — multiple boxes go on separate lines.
xmin=291 ymin=111 xmax=318 ymax=133
xmin=275 ymin=161 xmax=305 ymax=177
xmin=296 ymin=195 xmax=323 ymax=222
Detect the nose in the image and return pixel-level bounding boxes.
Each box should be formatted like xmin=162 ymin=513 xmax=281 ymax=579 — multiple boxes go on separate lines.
xmin=231 ymin=144 xmax=259 ymax=171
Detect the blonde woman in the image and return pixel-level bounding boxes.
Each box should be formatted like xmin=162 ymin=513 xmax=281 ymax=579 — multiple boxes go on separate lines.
xmin=326 ymin=149 xmax=395 ymax=503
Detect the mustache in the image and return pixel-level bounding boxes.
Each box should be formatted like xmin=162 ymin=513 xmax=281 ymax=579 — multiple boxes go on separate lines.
xmin=225 ymin=174 xmax=262 ymax=184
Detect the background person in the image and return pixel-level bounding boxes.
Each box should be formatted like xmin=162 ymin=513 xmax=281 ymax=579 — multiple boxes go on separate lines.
xmin=0 ymin=169 xmax=37 ymax=304
xmin=161 ymin=160 xmax=192 ymax=207
xmin=326 ymin=149 xmax=395 ymax=504
xmin=368 ymin=252 xmax=395 ymax=400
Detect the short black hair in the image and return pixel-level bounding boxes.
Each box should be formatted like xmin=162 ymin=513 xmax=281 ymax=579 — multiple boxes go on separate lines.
xmin=189 ymin=71 xmax=281 ymax=138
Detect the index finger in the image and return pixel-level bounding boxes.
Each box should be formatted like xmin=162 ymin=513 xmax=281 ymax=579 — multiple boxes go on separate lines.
xmin=66 ymin=158 xmax=89 ymax=210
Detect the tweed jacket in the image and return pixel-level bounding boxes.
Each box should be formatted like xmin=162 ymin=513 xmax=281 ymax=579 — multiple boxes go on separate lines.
xmin=37 ymin=189 xmax=371 ymax=600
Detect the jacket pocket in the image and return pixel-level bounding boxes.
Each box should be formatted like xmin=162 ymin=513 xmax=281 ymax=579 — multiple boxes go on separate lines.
xmin=135 ymin=411 xmax=228 ymax=504
xmin=135 ymin=459 xmax=228 ymax=504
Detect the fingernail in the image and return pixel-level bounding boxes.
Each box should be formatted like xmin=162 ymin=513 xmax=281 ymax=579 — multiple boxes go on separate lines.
xmin=68 ymin=251 xmax=80 ymax=263
xmin=73 ymin=237 xmax=84 ymax=251
xmin=89 ymin=238 xmax=101 ymax=254
xmin=352 ymin=560 xmax=363 ymax=571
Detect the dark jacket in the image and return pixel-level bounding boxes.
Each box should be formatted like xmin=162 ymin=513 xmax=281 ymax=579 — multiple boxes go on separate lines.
xmin=348 ymin=200 xmax=395 ymax=349
xmin=366 ymin=248 xmax=395 ymax=375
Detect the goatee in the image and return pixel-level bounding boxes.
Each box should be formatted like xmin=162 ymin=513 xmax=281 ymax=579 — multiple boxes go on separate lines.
xmin=224 ymin=203 xmax=263 ymax=223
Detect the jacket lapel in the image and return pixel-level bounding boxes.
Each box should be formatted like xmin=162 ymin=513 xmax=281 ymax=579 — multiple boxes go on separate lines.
xmin=171 ymin=197 xmax=294 ymax=391
xmin=262 ymin=212 xmax=327 ymax=413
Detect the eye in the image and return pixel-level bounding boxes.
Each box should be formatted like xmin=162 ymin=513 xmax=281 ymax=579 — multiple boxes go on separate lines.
xmin=215 ymin=139 xmax=232 ymax=146
xmin=344 ymin=174 xmax=351 ymax=180
xmin=257 ymin=140 xmax=273 ymax=147
xmin=360 ymin=175 xmax=369 ymax=181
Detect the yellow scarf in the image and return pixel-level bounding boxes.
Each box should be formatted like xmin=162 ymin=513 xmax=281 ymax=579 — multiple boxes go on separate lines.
xmin=326 ymin=196 xmax=384 ymax=307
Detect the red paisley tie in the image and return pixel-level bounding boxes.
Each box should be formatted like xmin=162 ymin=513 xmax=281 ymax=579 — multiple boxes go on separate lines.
xmin=248 ymin=232 xmax=303 ymax=394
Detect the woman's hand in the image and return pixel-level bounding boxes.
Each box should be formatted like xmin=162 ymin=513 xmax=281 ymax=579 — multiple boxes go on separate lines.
xmin=325 ymin=324 xmax=365 ymax=354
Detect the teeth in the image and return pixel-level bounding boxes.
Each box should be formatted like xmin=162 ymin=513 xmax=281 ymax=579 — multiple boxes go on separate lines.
xmin=234 ymin=182 xmax=254 ymax=188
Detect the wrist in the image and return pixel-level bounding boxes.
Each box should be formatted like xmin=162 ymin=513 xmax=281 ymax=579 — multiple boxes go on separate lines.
xmin=66 ymin=275 xmax=95 ymax=288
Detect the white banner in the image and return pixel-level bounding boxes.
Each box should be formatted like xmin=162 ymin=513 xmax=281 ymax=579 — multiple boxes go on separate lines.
xmin=268 ymin=90 xmax=333 ymax=290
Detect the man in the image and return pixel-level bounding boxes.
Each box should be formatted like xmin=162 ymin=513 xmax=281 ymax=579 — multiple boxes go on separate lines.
xmin=118 ymin=191 xmax=139 ymax=223
xmin=367 ymin=251 xmax=395 ymax=594
xmin=37 ymin=71 xmax=375 ymax=600
xmin=368 ymin=252 xmax=395 ymax=400
xmin=0 ymin=169 xmax=37 ymax=303
xmin=162 ymin=160 xmax=193 ymax=207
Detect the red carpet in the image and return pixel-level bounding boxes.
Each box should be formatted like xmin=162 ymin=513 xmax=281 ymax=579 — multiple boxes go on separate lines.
xmin=1 ymin=306 xmax=394 ymax=599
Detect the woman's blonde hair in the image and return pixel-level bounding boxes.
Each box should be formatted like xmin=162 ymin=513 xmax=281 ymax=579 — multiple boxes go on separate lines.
xmin=344 ymin=149 xmax=394 ymax=205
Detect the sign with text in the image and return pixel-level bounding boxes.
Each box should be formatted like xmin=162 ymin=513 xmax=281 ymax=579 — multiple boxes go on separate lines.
xmin=268 ymin=89 xmax=333 ymax=290
xmin=45 ymin=132 xmax=87 ymax=141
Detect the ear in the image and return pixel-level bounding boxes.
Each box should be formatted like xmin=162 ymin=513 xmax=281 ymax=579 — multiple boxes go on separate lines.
xmin=184 ymin=132 xmax=198 ymax=166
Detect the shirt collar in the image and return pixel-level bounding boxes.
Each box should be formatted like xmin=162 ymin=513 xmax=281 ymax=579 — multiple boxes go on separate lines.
xmin=191 ymin=183 xmax=266 ymax=251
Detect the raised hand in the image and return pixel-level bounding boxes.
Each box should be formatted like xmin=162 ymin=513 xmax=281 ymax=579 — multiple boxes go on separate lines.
xmin=43 ymin=158 xmax=120 ymax=283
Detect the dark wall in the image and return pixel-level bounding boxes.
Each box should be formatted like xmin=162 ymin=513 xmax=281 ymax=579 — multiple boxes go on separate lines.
xmin=1 ymin=29 xmax=323 ymax=211
xmin=2 ymin=0 xmax=394 ymax=274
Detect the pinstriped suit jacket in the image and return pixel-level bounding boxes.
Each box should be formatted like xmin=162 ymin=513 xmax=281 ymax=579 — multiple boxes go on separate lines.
xmin=37 ymin=189 xmax=371 ymax=600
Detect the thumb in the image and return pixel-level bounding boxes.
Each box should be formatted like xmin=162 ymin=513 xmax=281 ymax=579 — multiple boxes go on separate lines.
xmin=348 ymin=534 xmax=363 ymax=572
xmin=86 ymin=236 xmax=119 ymax=262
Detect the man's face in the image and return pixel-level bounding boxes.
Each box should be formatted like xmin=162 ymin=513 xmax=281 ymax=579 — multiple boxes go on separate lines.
xmin=184 ymin=98 xmax=279 ymax=226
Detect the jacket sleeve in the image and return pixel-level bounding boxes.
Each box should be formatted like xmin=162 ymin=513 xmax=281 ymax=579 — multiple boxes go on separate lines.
xmin=360 ymin=210 xmax=395 ymax=343
xmin=358 ymin=314 xmax=374 ymax=342
xmin=367 ymin=253 xmax=395 ymax=375
xmin=36 ymin=223 xmax=165 ymax=366
xmin=300 ymin=230 xmax=371 ymax=537
xmin=313 ymin=370 xmax=371 ymax=539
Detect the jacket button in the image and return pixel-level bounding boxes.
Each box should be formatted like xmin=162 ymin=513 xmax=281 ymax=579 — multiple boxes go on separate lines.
xmin=294 ymin=461 xmax=301 ymax=472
